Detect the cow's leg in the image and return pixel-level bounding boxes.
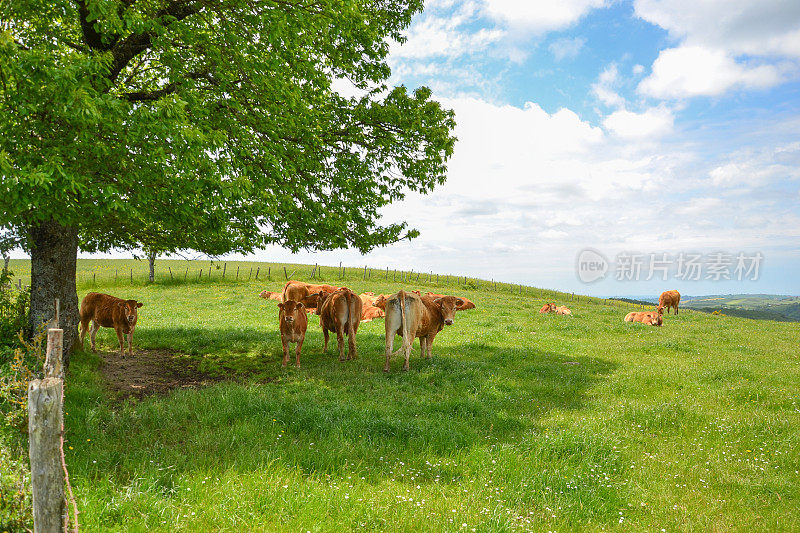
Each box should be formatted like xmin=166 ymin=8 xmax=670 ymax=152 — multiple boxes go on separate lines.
xmin=337 ymin=324 xmax=346 ymax=362
xmin=128 ymin=325 xmax=135 ymax=356
xmin=347 ymin=325 xmax=357 ymax=361
xmin=115 ymin=327 xmax=125 ymax=357
xmin=419 ymin=336 xmax=428 ymax=359
xmin=384 ymin=333 xmax=394 ymax=372
xmin=322 ymin=329 xmax=329 ymax=353
xmin=90 ymin=321 xmax=99 ymax=352
xmin=675 ymin=304 xmax=678 ymax=315
xmin=281 ymin=336 xmax=290 ymax=367
xmin=295 ymin=335 xmax=304 ymax=368
xmin=427 ymin=333 xmax=438 ymax=358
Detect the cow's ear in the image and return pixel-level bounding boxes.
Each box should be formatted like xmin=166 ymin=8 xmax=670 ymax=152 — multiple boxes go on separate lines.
xmin=297 ymin=302 xmax=305 ymax=310
xmin=432 ymin=297 xmax=443 ymax=307
xmin=136 ymin=302 xmax=143 ymax=308
xmin=455 ymin=298 xmax=465 ymax=307
xmin=118 ymin=302 xmax=125 ymax=308
xmin=278 ymin=303 xmax=284 ymax=310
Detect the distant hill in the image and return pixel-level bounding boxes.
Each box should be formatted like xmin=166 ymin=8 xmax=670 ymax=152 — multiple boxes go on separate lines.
xmin=681 ymin=294 xmax=800 ymax=322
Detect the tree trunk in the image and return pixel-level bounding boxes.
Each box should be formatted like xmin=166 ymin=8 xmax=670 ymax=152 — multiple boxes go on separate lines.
xmin=29 ymin=220 xmax=79 ymax=367
xmin=148 ymin=250 xmax=156 ymax=283
xmin=2 ymin=253 xmax=9 ymax=274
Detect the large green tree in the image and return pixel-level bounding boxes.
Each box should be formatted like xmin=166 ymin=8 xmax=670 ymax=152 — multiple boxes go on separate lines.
xmin=0 ymin=0 xmax=456 ymax=364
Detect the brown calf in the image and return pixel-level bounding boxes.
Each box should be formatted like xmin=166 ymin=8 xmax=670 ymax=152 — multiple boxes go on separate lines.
xmin=317 ymin=288 xmax=362 ymax=361
xmin=624 ymin=311 xmax=662 ymax=326
xmin=278 ymin=300 xmax=308 ymax=367
xmin=79 ymin=292 xmax=143 ymax=357
xmin=658 ymin=290 xmax=681 ymax=315
xmin=539 ymin=303 xmax=555 ymax=313
xmin=259 ymin=290 xmax=283 ymax=301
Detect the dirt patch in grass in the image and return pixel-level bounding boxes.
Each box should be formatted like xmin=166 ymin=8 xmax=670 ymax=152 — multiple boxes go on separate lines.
xmin=99 ymin=349 xmax=227 ymax=401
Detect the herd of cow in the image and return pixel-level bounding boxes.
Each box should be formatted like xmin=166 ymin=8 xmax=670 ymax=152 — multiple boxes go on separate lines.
xmin=75 ymin=282 xmax=681 ymax=372
xmin=259 ymin=281 xmax=477 ymax=371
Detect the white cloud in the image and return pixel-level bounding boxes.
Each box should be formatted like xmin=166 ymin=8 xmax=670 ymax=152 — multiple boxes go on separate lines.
xmin=390 ymin=9 xmax=504 ymax=60
xmin=592 ymin=64 xmax=625 ymax=108
xmin=638 ymin=46 xmax=787 ymax=99
xmin=603 ymin=106 xmax=675 ymax=139
xmin=549 ymin=37 xmax=587 ymax=61
xmin=482 ymin=0 xmax=607 ymax=32
xmin=634 ymin=0 xmax=800 ymax=58
xmin=634 ymin=1 xmax=800 ymax=99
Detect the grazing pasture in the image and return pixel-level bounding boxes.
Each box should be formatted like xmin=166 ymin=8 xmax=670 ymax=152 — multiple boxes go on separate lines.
xmin=10 ymin=259 xmax=799 ymax=531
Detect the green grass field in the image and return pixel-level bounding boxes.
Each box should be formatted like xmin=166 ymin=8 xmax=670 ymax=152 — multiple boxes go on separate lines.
xmin=8 ymin=259 xmax=800 ymax=531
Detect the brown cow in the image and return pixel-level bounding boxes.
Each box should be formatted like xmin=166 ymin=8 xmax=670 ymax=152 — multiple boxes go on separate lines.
xmin=382 ymin=290 xmax=474 ymax=372
xmin=278 ymin=300 xmax=308 ymax=367
xmin=316 ymin=288 xmax=362 ymax=361
xmin=259 ymin=290 xmax=283 ymax=301
xmin=361 ymin=306 xmax=385 ymax=322
xmin=539 ymin=303 xmax=556 ymax=313
xmin=555 ymin=305 xmax=572 ymax=316
xmin=658 ymin=290 xmax=681 ymax=315
xmin=282 ymin=280 xmax=340 ymax=307
xmin=79 ymin=292 xmax=143 ymax=357
xmin=624 ymin=311 xmax=662 ymax=326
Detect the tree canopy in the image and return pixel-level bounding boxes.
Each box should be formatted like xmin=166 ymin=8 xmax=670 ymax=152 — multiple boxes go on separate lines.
xmin=0 ymin=0 xmax=456 ymax=256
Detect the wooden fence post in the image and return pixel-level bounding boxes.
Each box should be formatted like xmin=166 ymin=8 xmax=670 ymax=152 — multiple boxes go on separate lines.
xmin=223 ymin=263 xmax=227 ymax=279
xmin=130 ymin=268 xmax=133 ymax=282
xmin=184 ymin=268 xmax=188 ymax=281
xmin=236 ymin=266 xmax=240 ymax=280
xmin=256 ymin=267 xmax=260 ymax=280
xmin=169 ymin=267 xmax=173 ymax=281
xmin=28 ymin=328 xmax=66 ymax=533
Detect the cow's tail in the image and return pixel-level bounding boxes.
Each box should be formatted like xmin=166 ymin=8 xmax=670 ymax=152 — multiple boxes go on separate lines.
xmin=400 ymin=290 xmax=412 ymax=355
xmin=346 ymin=290 xmax=357 ymax=339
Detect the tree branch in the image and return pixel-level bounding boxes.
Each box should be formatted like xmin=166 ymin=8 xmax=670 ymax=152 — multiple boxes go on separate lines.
xmin=108 ymin=1 xmax=201 ymax=83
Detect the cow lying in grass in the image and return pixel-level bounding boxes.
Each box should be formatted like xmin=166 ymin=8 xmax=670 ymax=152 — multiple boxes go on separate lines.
xmin=259 ymin=290 xmax=282 ymax=301
xmin=359 ymin=292 xmax=386 ymax=322
xmin=624 ymin=311 xmax=662 ymax=326
xmin=317 ymin=288 xmax=362 ymax=361
xmin=79 ymin=292 xmax=143 ymax=357
xmin=278 ymin=300 xmax=308 ymax=367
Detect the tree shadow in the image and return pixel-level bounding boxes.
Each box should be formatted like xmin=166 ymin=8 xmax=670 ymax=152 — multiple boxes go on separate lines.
xmin=68 ymin=324 xmax=618 ymax=490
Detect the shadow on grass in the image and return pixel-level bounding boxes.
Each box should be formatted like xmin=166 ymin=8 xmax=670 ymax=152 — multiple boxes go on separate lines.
xmin=67 ymin=326 xmax=618 ymax=489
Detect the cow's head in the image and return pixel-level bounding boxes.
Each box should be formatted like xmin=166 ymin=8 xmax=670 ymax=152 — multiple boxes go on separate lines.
xmin=118 ymin=300 xmax=142 ymax=324
xmin=652 ymin=313 xmax=663 ymax=327
xmin=279 ymin=300 xmax=305 ymax=324
xmin=433 ymin=296 xmax=465 ymax=326
xmin=373 ymin=295 xmax=387 ymax=310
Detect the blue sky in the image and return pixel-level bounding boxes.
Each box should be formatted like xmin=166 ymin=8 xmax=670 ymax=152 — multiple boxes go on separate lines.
xmin=36 ymin=0 xmax=800 ymax=296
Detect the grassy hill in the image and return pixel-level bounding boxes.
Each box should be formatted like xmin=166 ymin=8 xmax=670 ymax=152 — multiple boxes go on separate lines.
xmin=681 ymin=294 xmax=800 ymax=322
xmin=5 ymin=259 xmax=800 ymax=531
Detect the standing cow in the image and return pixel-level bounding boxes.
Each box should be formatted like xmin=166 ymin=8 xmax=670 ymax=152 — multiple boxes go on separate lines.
xmin=379 ymin=290 xmax=474 ymax=372
xmin=658 ymin=290 xmax=681 ymax=315
xmin=316 ymin=288 xmax=362 ymax=361
xmin=278 ymin=300 xmax=308 ymax=367
xmin=79 ymin=292 xmax=143 ymax=357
